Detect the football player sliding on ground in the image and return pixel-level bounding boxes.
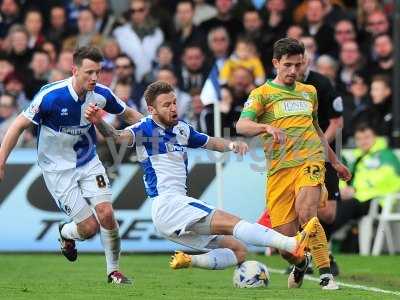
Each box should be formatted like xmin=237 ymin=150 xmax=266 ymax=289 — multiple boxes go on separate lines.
xmin=85 ymin=80 xmax=318 ymax=272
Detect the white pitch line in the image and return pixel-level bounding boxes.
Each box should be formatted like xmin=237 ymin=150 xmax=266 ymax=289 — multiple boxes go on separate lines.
xmin=269 ymin=268 xmax=400 ymax=297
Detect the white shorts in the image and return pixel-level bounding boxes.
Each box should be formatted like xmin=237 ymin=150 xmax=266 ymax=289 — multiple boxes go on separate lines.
xmin=43 ymin=157 xmax=112 ymax=223
xmin=151 ymin=193 xmax=219 ymax=251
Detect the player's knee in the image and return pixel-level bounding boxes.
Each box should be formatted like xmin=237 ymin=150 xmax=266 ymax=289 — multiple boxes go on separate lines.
xmin=318 ymin=209 xmax=336 ymax=224
xmin=96 ymin=205 xmax=116 ymax=229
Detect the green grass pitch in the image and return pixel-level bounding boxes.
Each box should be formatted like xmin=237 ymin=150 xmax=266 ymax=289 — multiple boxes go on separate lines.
xmin=0 ymin=253 xmax=399 ymax=299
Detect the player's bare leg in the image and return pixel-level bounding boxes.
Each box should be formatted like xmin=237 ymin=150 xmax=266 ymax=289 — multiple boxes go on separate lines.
xmin=95 ymin=202 xmax=132 ymax=284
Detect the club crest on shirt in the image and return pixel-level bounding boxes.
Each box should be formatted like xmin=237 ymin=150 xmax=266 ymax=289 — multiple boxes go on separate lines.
xmin=27 ymin=103 xmax=39 ymax=115
xmin=175 ymin=126 xmax=187 ymax=138
xmin=301 ymin=91 xmax=311 ymax=100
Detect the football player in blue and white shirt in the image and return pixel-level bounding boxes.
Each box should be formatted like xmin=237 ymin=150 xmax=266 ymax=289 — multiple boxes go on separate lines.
xmin=0 ymin=47 xmax=143 ymax=284
xmin=85 ymin=81 xmax=317 ymax=272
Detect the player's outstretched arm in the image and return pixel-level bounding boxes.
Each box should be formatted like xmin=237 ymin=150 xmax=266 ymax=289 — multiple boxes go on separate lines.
xmin=121 ymin=106 xmax=143 ymax=125
xmin=85 ymin=103 xmax=134 ymax=146
xmin=236 ymin=118 xmax=286 ymax=143
xmin=205 ymin=137 xmax=248 ymax=155
xmin=0 ymin=114 xmax=32 ymax=181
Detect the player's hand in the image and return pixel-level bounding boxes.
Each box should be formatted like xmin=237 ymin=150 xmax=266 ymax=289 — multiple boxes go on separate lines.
xmin=229 ymin=141 xmax=248 ymax=155
xmin=332 ymin=161 xmax=352 ymax=181
xmin=263 ymin=125 xmax=286 ymax=144
xmin=85 ymin=103 xmax=103 ymax=124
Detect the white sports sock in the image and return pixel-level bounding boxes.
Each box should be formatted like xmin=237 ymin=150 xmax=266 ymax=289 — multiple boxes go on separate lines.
xmin=61 ymin=222 xmax=84 ymax=241
xmin=191 ymin=248 xmax=238 ymax=270
xmin=233 ymin=220 xmax=296 ymax=253
xmin=100 ymin=227 xmax=121 ymax=275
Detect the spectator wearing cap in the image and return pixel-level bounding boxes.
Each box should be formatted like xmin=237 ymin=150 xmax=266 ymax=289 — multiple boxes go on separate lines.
xmin=62 ymin=8 xmax=106 ymax=51
xmin=113 ymin=0 xmax=164 ymax=82
xmin=3 ymin=71 xmax=29 ymax=109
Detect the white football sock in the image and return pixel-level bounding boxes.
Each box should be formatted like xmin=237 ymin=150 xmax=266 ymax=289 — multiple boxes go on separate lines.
xmin=191 ymin=248 xmax=238 ymax=270
xmin=100 ymin=227 xmax=120 ymax=275
xmin=61 ymin=222 xmax=84 ymax=241
xmin=233 ymin=220 xmax=296 ymax=253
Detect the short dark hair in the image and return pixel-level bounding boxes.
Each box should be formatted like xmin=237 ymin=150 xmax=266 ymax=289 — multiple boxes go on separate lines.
xmin=273 ymin=38 xmax=305 ymax=60
xmin=116 ymin=53 xmax=135 ymax=69
xmin=73 ymin=46 xmax=103 ymax=66
xmin=177 ymin=0 xmax=194 ymax=9
xmin=371 ymin=74 xmax=391 ymax=88
xmin=144 ymin=81 xmax=174 ymax=106
xmin=355 ymin=122 xmax=376 ymax=134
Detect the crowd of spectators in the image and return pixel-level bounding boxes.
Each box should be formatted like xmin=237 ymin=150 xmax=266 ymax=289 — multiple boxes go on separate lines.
xmin=0 ymin=0 xmax=397 ymax=148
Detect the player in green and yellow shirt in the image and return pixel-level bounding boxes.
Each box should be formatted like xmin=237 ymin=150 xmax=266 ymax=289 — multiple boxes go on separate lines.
xmin=237 ymin=38 xmax=351 ymax=290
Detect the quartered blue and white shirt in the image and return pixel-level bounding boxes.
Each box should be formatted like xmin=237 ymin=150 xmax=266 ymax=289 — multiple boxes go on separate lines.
xmin=23 ymin=77 xmax=126 ymax=172
xmin=127 ymin=116 xmax=209 ymax=198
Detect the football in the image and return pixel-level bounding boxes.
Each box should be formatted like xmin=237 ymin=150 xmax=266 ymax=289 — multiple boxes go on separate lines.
xmin=233 ymin=260 xmax=270 ymax=288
